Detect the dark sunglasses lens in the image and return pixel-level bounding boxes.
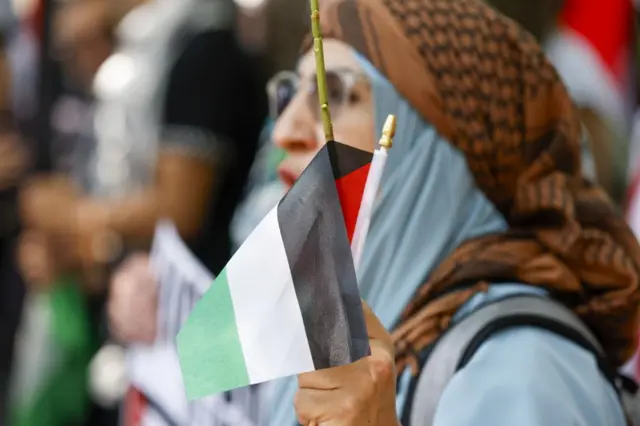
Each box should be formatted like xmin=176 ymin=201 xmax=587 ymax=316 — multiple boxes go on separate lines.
xmin=274 ymin=78 xmax=297 ymax=117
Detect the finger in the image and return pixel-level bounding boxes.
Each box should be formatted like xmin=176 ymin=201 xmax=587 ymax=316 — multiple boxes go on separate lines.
xmin=294 ymin=388 xmax=336 ymax=425
xmin=108 ymin=285 xmax=157 ymax=344
xmin=109 ymin=271 xmax=133 ymax=299
xmin=112 ymin=256 xmax=151 ymax=289
xmin=369 ymin=337 xmax=394 ymax=375
xmin=108 ymin=302 xmax=138 ymax=343
xmin=113 ymin=271 xmax=157 ymax=305
xmin=108 ymin=314 xmax=125 ymax=342
xmin=106 ymin=280 xmax=124 ymax=319
xmin=362 ymin=301 xmax=395 ymax=364
xmin=296 ymin=387 xmax=366 ymax=426
xmin=127 ymin=253 xmax=151 ymax=269
xmin=118 ymin=253 xmax=153 ymax=282
xmin=106 ymin=298 xmax=118 ymax=334
xmin=298 ymin=356 xmax=370 ymax=390
xmin=131 ymin=261 xmax=156 ymax=286
xmin=111 ymin=315 xmax=155 ymax=344
xmin=362 ymin=301 xmax=389 ymax=343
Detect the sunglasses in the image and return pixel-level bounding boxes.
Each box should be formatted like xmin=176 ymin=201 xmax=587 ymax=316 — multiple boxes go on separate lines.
xmin=266 ymin=68 xmax=368 ymax=121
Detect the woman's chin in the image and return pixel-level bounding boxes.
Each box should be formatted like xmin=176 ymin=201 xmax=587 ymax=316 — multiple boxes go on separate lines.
xmin=278 ymin=167 xmax=298 ymax=188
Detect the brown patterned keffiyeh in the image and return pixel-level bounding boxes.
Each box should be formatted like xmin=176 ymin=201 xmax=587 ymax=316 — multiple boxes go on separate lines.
xmin=306 ymin=0 xmax=640 ymax=373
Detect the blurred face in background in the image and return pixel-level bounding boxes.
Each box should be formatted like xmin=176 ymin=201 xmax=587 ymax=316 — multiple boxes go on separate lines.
xmin=271 ymin=40 xmax=374 ymax=188
xmin=54 ymin=0 xmax=114 ymax=92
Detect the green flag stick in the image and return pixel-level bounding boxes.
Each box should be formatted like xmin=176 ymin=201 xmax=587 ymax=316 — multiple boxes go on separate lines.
xmin=310 ymin=0 xmax=334 ymax=142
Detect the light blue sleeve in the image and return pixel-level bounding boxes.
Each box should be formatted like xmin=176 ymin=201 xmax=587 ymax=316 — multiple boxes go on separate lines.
xmin=432 ymin=326 xmax=626 ymax=426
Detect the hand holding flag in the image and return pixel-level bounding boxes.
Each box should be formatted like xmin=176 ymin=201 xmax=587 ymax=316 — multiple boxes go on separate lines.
xmin=293 ymin=3 xmax=399 ymax=425
xmin=295 ymin=302 xmax=399 ymax=426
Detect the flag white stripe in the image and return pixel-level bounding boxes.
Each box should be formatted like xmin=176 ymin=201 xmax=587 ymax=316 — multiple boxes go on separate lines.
xmin=225 ymin=207 xmax=315 ymax=385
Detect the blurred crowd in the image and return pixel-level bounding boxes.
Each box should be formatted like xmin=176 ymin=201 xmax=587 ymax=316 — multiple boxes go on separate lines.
xmin=0 ymin=0 xmax=637 ymax=425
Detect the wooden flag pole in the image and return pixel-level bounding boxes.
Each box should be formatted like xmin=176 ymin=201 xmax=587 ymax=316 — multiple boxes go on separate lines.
xmin=310 ymin=0 xmax=334 ymax=142
xmin=308 ymin=0 xmax=398 ymax=270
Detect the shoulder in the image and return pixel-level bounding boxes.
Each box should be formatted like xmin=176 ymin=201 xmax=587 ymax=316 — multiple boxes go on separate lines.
xmin=433 ymin=324 xmax=625 ymax=426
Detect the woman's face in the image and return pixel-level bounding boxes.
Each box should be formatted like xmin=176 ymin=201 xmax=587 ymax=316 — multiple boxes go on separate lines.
xmin=272 ymin=40 xmax=375 ymax=188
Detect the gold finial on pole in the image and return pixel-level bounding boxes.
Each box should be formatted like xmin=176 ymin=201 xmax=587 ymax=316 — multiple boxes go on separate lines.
xmin=310 ymin=0 xmax=334 ymax=142
xmin=378 ymin=114 xmax=396 ymax=150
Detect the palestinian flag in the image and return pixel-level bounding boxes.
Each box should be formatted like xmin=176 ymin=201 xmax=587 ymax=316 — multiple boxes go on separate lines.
xmin=177 ymin=141 xmax=372 ymax=399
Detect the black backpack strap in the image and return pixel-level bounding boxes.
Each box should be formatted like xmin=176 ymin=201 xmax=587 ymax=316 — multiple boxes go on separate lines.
xmin=408 ymin=295 xmax=614 ymax=426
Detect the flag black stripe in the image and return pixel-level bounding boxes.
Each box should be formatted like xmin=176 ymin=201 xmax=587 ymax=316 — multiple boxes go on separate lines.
xmin=276 ymin=143 xmax=369 ymax=370
xmin=325 ymin=140 xmax=373 ymax=181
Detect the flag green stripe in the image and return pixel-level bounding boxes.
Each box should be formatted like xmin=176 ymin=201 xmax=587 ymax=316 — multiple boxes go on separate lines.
xmin=177 ymin=268 xmax=249 ymax=399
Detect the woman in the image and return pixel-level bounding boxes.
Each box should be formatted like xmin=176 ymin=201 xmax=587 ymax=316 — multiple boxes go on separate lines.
xmin=271 ymin=0 xmax=638 ymax=424
xmin=111 ymin=0 xmax=640 ymax=424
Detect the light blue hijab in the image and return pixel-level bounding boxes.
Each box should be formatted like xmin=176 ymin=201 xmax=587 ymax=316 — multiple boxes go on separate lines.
xmin=265 ymin=52 xmax=507 ymax=425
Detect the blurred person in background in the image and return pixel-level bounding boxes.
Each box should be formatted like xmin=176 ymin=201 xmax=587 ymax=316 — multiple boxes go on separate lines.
xmin=0 ymin=0 xmax=29 ymax=420
xmin=11 ymin=0 xmax=117 ymax=290
xmin=263 ymin=0 xmax=308 ymax=75
xmin=8 ymin=2 xmax=118 ymax=426
xmin=19 ymin=0 xmax=265 ymax=284
xmin=15 ymin=0 xmax=117 ymax=289
xmin=48 ymin=0 xmax=115 ymax=177
xmin=234 ymin=0 xmax=309 ymax=77
xmin=16 ymin=0 xmax=266 ymax=424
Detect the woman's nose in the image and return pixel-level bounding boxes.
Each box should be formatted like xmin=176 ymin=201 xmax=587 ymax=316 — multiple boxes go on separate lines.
xmin=273 ymin=96 xmax=319 ymax=154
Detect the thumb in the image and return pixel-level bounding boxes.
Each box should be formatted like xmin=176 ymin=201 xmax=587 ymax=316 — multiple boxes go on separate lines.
xmin=362 ymin=301 xmax=395 ymax=385
xmin=362 ymin=301 xmax=393 ymax=350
